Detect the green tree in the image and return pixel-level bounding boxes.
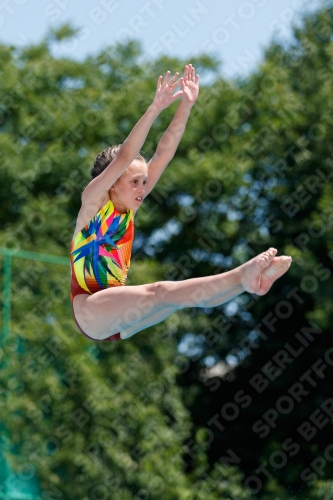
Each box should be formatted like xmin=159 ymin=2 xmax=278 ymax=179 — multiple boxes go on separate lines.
xmin=174 ymin=4 xmax=333 ymax=498
xmin=0 ymin=25 xmax=251 ymax=500
xmin=2 ymin=4 xmax=333 ymax=496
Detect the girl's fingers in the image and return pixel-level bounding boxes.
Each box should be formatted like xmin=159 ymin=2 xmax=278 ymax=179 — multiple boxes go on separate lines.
xmin=186 ymin=64 xmax=190 ymax=80
xmin=161 ymin=70 xmax=171 ymax=87
xmin=171 ymin=76 xmax=183 ymax=89
xmin=184 ymin=63 xmax=196 ymax=83
xmin=157 ymin=65 xmax=199 ymax=95
xmin=168 ymin=71 xmax=180 ymax=86
xmin=172 ymin=90 xmax=183 ymax=100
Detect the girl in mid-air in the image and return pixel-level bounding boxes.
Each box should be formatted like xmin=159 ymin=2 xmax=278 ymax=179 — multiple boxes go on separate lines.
xmin=70 ymin=64 xmax=292 ymax=342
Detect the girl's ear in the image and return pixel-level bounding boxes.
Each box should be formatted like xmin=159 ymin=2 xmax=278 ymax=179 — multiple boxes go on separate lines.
xmin=109 ymin=177 xmax=119 ymax=192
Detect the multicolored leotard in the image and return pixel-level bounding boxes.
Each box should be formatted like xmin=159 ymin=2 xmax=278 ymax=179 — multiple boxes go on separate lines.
xmin=70 ymin=199 xmax=134 ymax=341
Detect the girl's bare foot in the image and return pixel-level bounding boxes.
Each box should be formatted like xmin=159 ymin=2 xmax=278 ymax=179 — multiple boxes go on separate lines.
xmin=256 ymin=256 xmax=292 ymax=296
xmin=240 ymin=248 xmax=277 ymax=294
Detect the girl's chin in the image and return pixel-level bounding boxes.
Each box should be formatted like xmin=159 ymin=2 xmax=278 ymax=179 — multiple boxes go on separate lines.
xmin=112 ymin=197 xmax=142 ymax=212
xmin=126 ymin=203 xmax=139 ymax=212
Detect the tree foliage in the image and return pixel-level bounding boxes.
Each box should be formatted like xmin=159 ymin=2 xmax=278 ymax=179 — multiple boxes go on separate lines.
xmin=1 ymin=4 xmax=333 ymax=499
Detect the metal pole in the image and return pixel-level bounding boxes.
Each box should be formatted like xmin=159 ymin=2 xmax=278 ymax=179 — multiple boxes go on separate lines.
xmin=2 ymin=250 xmax=11 ymax=345
xmin=0 ymin=248 xmax=68 ymax=497
xmin=0 ymin=247 xmax=68 ymax=266
xmin=0 ymin=247 xmax=69 ymax=344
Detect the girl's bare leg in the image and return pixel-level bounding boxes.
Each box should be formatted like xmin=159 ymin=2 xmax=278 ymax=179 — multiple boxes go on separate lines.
xmin=73 ymin=248 xmax=292 ymax=340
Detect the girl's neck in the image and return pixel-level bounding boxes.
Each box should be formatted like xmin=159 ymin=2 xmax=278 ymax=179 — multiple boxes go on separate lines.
xmin=110 ymin=195 xmax=127 ymax=214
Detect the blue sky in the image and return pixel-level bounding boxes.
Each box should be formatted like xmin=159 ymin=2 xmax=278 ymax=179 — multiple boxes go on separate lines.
xmin=0 ymin=0 xmax=320 ymax=78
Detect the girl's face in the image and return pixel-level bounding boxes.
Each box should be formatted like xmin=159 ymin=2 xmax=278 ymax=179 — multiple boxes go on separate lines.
xmin=109 ymin=159 xmax=148 ymax=213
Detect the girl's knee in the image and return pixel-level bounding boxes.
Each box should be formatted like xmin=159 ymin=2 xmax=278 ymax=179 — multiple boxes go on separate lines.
xmin=149 ymin=281 xmax=173 ymax=306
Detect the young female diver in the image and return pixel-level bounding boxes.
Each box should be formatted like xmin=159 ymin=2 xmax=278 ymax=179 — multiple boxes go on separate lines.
xmin=70 ymin=64 xmax=292 ymax=342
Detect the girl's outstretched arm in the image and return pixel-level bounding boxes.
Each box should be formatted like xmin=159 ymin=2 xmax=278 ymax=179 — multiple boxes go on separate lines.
xmin=145 ymin=64 xmax=199 ymax=197
xmin=82 ymin=71 xmax=183 ymax=203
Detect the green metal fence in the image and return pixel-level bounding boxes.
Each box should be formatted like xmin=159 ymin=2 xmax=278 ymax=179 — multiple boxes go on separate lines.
xmin=0 ymin=247 xmax=68 ymax=344
xmin=0 ymin=247 xmax=69 ymax=499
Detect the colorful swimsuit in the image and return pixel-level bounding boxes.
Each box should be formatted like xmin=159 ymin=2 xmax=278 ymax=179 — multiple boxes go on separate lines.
xmin=70 ymin=199 xmax=134 ymax=341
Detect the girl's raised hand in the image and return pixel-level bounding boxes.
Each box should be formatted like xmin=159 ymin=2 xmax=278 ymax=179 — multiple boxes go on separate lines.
xmin=152 ymin=71 xmax=183 ymax=111
xmin=181 ymin=63 xmax=199 ymax=106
